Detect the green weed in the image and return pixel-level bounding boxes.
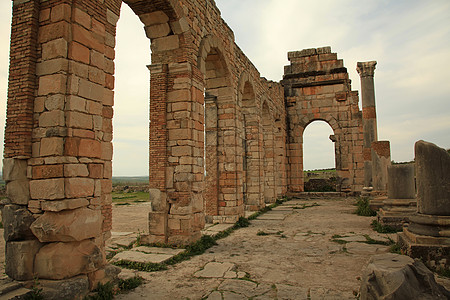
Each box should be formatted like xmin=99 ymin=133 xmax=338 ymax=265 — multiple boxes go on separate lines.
xmin=355 ymin=197 xmax=376 ymax=216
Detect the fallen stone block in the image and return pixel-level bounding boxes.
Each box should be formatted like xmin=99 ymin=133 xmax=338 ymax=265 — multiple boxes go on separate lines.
xmin=360 ymin=253 xmax=450 ymax=300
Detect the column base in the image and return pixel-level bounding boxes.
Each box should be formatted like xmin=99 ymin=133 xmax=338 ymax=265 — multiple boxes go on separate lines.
xmin=369 ymin=195 xmax=386 ymax=211
xmin=377 ymin=198 xmax=417 ymax=230
xmin=398 ymin=228 xmax=450 ymax=271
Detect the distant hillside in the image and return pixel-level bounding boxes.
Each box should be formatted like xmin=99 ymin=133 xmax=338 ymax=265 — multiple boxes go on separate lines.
xmin=112 ymin=176 xmax=149 ymax=185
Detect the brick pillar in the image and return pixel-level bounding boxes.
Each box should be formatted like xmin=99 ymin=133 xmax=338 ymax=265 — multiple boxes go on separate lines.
xmin=147 ymin=62 xmax=205 ymax=245
xmin=147 ymin=63 xmax=169 ymax=243
xmin=4 ymin=0 xmax=39 ymax=159
xmin=357 ymin=61 xmax=378 ymax=188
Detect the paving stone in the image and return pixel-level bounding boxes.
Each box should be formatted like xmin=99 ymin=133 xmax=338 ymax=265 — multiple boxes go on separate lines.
xmin=111 ymin=232 xmax=134 ymax=237
xmin=111 ymin=237 xmax=137 ymax=248
xmin=339 ymin=235 xmax=367 ymax=242
xmin=206 ymin=291 xmax=222 ymax=300
xmin=110 ymin=251 xmax=173 ymax=264
xmin=345 ymin=242 xmax=389 ymax=255
xmin=202 ymin=223 xmax=234 ymax=236
xmin=222 ymin=291 xmax=247 ymax=300
xmin=133 ymin=246 xmax=185 ymax=256
xmin=219 ymin=279 xmax=257 ymax=298
xmin=257 ymin=213 xmax=286 ymax=220
xmin=276 ymin=284 xmax=309 ymax=299
xmin=194 ymin=262 xmax=235 ymax=278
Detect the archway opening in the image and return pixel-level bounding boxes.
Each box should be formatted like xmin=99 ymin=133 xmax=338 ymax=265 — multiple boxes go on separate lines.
xmin=262 ymin=101 xmax=276 ymax=203
xmin=241 ymin=81 xmax=260 ymax=211
xmin=302 ymin=120 xmax=336 ymax=192
xmin=203 ymin=47 xmax=230 ymax=222
xmin=111 ymin=3 xmax=150 ymax=234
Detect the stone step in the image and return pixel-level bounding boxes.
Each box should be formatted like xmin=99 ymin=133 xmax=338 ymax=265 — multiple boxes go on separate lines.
xmin=110 ymin=245 xmax=186 ymax=265
xmin=0 ymin=287 xmax=32 ymax=300
xmin=0 ymin=280 xmax=23 ymax=296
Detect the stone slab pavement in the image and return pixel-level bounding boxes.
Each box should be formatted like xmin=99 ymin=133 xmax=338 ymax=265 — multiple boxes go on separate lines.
xmin=112 ymin=197 xmax=450 ymax=299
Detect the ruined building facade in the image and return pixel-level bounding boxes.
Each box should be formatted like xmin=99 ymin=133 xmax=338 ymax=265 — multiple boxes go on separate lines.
xmin=3 ymin=0 xmax=383 ymax=288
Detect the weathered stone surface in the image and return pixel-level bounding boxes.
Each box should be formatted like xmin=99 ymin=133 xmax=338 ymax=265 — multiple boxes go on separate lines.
xmin=41 ymin=198 xmax=89 ymax=212
xmin=39 ymin=275 xmax=89 ymax=300
xmin=34 ymin=240 xmax=104 ymax=280
xmin=6 ymin=180 xmax=30 ymax=205
xmin=29 ymin=178 xmax=65 ymax=200
xmin=415 ymin=140 xmax=450 ymax=215
xmin=387 ymin=164 xmax=415 ymax=199
xmin=110 ymin=250 xmax=173 ymax=264
xmin=149 ymin=188 xmax=167 ymax=212
xmin=31 ymin=207 xmax=102 ymax=242
xmin=194 ymin=262 xmax=235 ymax=278
xmin=360 ymin=253 xmax=450 ymax=300
xmin=2 ymin=204 xmax=35 ymax=241
xmin=88 ymin=264 xmax=121 ymax=290
xmin=6 ymin=240 xmax=42 ymax=280
xmin=2 ymin=158 xmax=27 ymax=182
xmin=346 ymin=242 xmax=389 ymax=255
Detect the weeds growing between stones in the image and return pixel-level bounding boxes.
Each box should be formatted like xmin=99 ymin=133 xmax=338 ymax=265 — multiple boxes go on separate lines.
xmin=355 ymin=197 xmax=376 ymax=216
xmin=370 ymin=220 xmax=400 ymax=233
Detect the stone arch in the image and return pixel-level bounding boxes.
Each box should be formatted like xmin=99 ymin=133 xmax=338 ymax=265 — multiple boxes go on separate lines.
xmin=197 ymin=34 xmax=239 ymax=223
xmin=236 ymin=72 xmax=263 ymax=211
xmin=283 ymin=47 xmax=364 ymax=193
xmin=3 ymin=0 xmax=205 ymax=288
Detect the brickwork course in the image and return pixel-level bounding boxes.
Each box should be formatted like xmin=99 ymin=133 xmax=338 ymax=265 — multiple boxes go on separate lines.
xmin=3 ymin=0 xmax=384 ymax=292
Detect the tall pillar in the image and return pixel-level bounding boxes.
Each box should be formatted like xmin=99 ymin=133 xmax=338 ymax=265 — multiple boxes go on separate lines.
xmin=357 ymin=61 xmax=378 ymax=188
xmin=399 ymin=141 xmax=450 ymax=271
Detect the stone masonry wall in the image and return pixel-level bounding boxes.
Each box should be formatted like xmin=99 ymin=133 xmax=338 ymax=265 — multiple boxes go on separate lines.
xmin=3 ymin=0 xmax=373 ymax=290
xmin=282 ymin=47 xmax=364 ymax=192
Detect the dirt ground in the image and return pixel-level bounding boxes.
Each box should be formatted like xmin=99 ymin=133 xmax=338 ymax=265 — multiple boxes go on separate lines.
xmin=110 ymin=197 xmax=450 ymax=299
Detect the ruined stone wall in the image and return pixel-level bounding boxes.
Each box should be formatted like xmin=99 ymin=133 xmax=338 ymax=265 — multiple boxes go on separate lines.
xmin=3 ymin=0 xmax=287 ymax=288
xmin=282 ymin=47 xmax=364 ymax=192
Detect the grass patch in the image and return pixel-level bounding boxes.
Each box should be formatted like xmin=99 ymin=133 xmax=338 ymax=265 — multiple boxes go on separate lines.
xmin=257 ymin=230 xmax=269 ymax=236
xmin=355 ymin=197 xmax=376 ymax=216
xmin=389 ymin=243 xmax=402 ymax=254
xmin=437 ymin=268 xmax=450 ymax=278
xmin=371 ymin=220 xmax=400 ymax=233
xmin=85 ymin=276 xmax=144 ymax=299
xmin=112 ymin=191 xmax=149 ymax=205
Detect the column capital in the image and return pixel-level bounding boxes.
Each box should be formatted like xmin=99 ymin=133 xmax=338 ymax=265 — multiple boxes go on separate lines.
xmin=357 ymin=61 xmax=377 ymax=77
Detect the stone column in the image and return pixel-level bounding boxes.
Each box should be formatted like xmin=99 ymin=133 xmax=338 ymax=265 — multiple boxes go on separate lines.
xmin=378 ymin=164 xmax=417 ymax=230
xmin=357 ymin=61 xmax=378 ymax=188
xmin=371 ymin=140 xmax=391 ymax=194
xmin=399 ymin=141 xmax=450 ymax=271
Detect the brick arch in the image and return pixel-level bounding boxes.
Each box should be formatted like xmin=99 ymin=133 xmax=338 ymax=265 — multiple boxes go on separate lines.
xmin=197 ymin=34 xmax=231 ymax=78
xmin=3 ymin=0 xmax=205 ymax=288
xmin=283 ymin=47 xmax=364 ymax=193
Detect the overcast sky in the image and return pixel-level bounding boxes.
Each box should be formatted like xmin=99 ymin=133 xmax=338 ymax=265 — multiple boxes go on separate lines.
xmin=1 ymin=1 xmax=449 ymax=176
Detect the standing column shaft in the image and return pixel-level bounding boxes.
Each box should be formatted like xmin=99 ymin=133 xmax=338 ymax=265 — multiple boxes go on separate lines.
xmin=357 ymin=61 xmax=378 ymax=187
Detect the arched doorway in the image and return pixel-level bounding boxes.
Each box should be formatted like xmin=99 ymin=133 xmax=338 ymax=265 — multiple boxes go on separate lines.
xmin=302 ymin=120 xmax=336 ymax=191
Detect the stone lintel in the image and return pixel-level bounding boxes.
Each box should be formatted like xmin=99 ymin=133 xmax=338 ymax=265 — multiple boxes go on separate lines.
xmin=357 ymin=61 xmax=377 ymax=77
